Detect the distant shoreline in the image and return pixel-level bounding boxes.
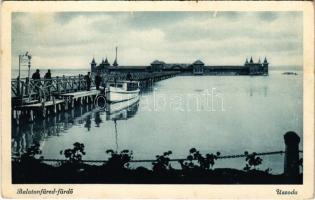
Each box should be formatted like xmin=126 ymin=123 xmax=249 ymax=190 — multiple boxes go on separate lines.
xmin=11 ymin=65 xmax=303 ymax=71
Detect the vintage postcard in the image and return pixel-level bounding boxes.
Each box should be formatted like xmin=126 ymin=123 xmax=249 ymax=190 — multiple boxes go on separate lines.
xmin=1 ymin=1 xmax=314 ymax=199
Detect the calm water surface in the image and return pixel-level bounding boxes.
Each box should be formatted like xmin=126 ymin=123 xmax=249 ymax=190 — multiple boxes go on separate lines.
xmin=12 ymin=70 xmax=303 ymax=174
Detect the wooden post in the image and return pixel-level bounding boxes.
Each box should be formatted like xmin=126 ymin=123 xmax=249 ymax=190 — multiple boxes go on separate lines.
xmin=80 ymin=97 xmax=83 ymax=105
xmin=41 ymin=99 xmax=46 ymax=118
xmin=284 ymin=131 xmax=300 ymax=177
xmin=65 ymin=98 xmax=69 ymax=111
xmin=70 ymin=77 xmax=73 ymax=91
xmin=39 ymin=88 xmax=42 ymax=101
xmin=78 ymin=76 xmax=81 ymax=91
xmin=25 ymin=78 xmax=29 ymax=96
xmin=21 ymin=82 xmax=24 ymax=99
xmin=53 ymin=96 xmax=56 ymax=114
xmin=71 ymin=98 xmax=74 ymax=108
xmin=13 ymin=109 xmax=16 ymax=119
xmin=29 ymin=110 xmax=34 ymax=122
xmin=57 ymin=112 xmax=61 ymax=122
xmin=85 ymin=96 xmax=88 ymax=104
xmin=64 ymin=78 xmax=67 ymax=93
xmin=16 ymin=110 xmax=20 ymax=125
xmin=56 ymin=77 xmax=60 ymax=93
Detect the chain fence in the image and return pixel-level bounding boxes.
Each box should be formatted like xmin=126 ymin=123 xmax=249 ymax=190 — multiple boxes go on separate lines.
xmin=11 ymin=150 xmax=303 ymax=164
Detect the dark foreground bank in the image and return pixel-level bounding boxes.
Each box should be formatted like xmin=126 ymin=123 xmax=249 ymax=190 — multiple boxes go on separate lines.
xmin=12 ymin=132 xmax=303 ymax=184
xmin=12 ymin=160 xmax=302 ymax=184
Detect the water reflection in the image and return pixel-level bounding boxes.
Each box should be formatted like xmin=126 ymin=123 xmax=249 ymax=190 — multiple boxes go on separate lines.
xmin=105 ymin=97 xmax=140 ymax=152
xmin=94 ymin=112 xmax=102 ymax=127
xmin=84 ymin=115 xmax=92 ymax=131
xmin=106 ymin=97 xmax=139 ymax=121
xmin=11 ymin=98 xmax=140 ymax=157
xmin=249 ymin=85 xmax=268 ymax=97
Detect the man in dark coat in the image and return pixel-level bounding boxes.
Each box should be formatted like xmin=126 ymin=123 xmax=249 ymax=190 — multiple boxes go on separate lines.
xmin=126 ymin=72 xmax=132 ymax=81
xmin=32 ymin=69 xmax=41 ymax=80
xmin=94 ymin=72 xmax=102 ymax=90
xmin=85 ymin=72 xmax=91 ymax=91
xmin=31 ymin=69 xmax=41 ymax=99
xmin=44 ymin=69 xmax=52 ymax=98
xmin=44 ymin=69 xmax=51 ymax=79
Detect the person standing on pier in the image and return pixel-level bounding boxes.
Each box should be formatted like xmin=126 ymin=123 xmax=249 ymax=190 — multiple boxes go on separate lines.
xmin=32 ymin=69 xmax=41 ymax=99
xmin=85 ymin=72 xmax=91 ymax=91
xmin=32 ymin=69 xmax=41 ymax=80
xmin=126 ymin=72 xmax=132 ymax=81
xmin=44 ymin=69 xmax=52 ymax=99
xmin=44 ymin=69 xmax=51 ymax=79
xmin=95 ymin=72 xmax=102 ymax=90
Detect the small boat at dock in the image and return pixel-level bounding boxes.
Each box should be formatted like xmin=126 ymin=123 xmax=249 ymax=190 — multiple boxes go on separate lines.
xmin=105 ymin=81 xmax=140 ymax=103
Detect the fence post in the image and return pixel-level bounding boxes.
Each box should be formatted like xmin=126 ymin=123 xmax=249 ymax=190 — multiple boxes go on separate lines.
xmin=25 ymin=78 xmax=29 ymax=96
xmin=29 ymin=110 xmax=34 ymax=123
xmin=41 ymin=98 xmax=46 ymax=118
xmin=20 ymin=81 xmax=24 ymax=97
xmin=65 ymin=97 xmax=69 ymax=111
xmin=56 ymin=76 xmax=60 ymax=93
xmin=63 ymin=76 xmax=67 ymax=93
xmin=78 ymin=76 xmax=81 ymax=91
xmin=284 ymin=131 xmax=300 ymax=177
xmin=53 ymin=96 xmax=56 ymax=114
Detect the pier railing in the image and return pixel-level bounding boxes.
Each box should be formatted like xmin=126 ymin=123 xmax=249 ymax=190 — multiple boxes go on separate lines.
xmin=11 ymin=71 xmax=179 ymax=101
xmin=12 ymin=76 xmax=89 ymax=98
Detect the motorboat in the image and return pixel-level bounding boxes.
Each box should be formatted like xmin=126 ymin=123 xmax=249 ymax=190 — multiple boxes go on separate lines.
xmin=105 ymin=81 xmax=140 ymax=103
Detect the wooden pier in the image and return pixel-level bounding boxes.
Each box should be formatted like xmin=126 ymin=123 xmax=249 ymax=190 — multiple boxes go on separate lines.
xmin=13 ymin=90 xmax=100 ymax=122
xmin=11 ymin=71 xmax=179 ymax=121
xmin=12 ymin=103 xmax=97 ymax=155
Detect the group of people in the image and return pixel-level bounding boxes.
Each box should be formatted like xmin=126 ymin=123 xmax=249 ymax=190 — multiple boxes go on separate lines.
xmin=84 ymin=72 xmax=102 ymax=91
xmin=30 ymin=69 xmax=52 ymax=100
xmin=30 ymin=69 xmax=133 ymax=91
xmin=31 ymin=69 xmax=51 ymax=80
xmin=85 ymin=72 xmax=133 ymax=91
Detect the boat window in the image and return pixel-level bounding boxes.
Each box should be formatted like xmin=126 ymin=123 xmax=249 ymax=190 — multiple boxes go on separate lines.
xmin=109 ymin=84 xmax=115 ymax=87
xmin=117 ymin=84 xmax=123 ymax=88
xmin=127 ymin=82 xmax=138 ymax=91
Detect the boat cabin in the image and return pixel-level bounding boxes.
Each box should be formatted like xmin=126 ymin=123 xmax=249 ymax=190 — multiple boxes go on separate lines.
xmin=106 ymin=81 xmax=139 ymax=91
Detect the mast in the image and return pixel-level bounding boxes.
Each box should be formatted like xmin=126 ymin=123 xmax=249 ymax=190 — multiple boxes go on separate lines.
xmin=115 ymin=46 xmax=117 ymax=61
xmin=113 ymin=46 xmax=118 ymax=67
xmin=114 ymin=120 xmax=118 ymax=152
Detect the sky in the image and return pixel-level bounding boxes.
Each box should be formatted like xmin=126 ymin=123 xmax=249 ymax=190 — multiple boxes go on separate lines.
xmin=12 ymin=11 xmax=303 ymax=70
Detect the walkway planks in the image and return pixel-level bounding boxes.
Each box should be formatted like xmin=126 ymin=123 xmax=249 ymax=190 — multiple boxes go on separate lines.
xmin=59 ymin=90 xmax=100 ymax=99
xmin=15 ymin=99 xmax=64 ymax=110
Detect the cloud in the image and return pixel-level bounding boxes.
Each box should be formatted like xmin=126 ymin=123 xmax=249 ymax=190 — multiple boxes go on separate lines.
xmin=11 ymin=11 xmax=303 ymax=69
xmin=257 ymin=12 xmax=278 ymax=22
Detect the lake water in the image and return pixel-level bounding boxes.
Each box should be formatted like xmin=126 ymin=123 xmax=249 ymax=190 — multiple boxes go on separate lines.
xmin=12 ymin=70 xmax=303 ymax=174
